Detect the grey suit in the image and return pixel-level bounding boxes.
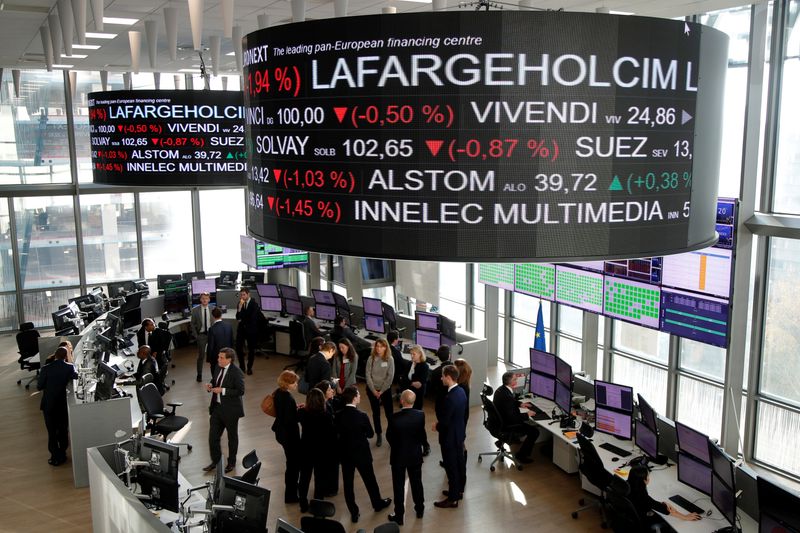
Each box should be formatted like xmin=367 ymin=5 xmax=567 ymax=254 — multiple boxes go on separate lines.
xmin=191 ymin=304 xmax=214 ymax=378
xmin=208 ymin=363 xmax=245 ymax=465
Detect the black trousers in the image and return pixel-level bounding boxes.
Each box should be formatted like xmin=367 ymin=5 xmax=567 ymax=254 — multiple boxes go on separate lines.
xmin=43 ymin=408 xmax=69 ymax=461
xmin=367 ymin=389 xmax=393 ymax=435
xmin=341 ymin=460 xmax=383 ymax=516
xmin=209 ymin=404 xmax=239 ymax=465
xmin=298 ymin=452 xmax=327 ymax=505
xmin=280 ymin=439 xmax=301 ymax=502
xmin=236 ymin=330 xmax=258 ymax=371
xmin=441 ymin=440 xmax=465 ymax=499
xmin=517 ymin=424 xmax=541 ymax=458
xmin=391 ymin=463 xmax=424 ymax=518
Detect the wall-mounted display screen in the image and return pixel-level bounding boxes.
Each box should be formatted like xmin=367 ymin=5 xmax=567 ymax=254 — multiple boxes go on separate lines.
xmin=243 ymin=12 xmax=728 ymax=262
xmin=514 ymin=263 xmax=556 ymax=301
xmin=604 ymin=277 xmax=661 ymax=329
xmin=660 ymin=289 xmax=729 ymax=347
xmin=88 ymin=90 xmax=245 ymax=186
xmin=555 ymin=265 xmax=604 ymax=313
xmin=478 ymin=264 xmax=514 ymax=291
xmin=241 ymin=235 xmax=309 ymax=270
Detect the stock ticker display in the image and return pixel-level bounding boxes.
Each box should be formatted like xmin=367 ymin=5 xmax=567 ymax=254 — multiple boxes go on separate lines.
xmin=243 ymin=11 xmax=729 ymax=261
xmin=88 ymin=90 xmax=246 ymax=186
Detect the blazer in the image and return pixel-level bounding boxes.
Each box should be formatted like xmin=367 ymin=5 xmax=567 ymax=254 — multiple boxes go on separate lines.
xmin=134 ymin=356 xmax=162 ymax=392
xmin=206 ymin=319 xmax=234 ymax=363
xmin=386 ymin=408 xmax=427 ymax=467
xmin=272 ymin=388 xmax=300 ymax=445
xmin=304 ymin=352 xmax=333 ymax=389
xmin=136 ymin=327 xmax=152 ymax=348
xmin=190 ymin=304 xmax=214 ymax=336
xmin=235 ymin=298 xmax=261 ymax=333
xmin=336 ymin=405 xmax=374 ymax=465
xmin=390 ymin=345 xmax=410 ymax=383
xmin=209 ymin=363 xmax=245 ymax=419
xmin=406 ymin=361 xmax=430 ymax=392
xmin=436 ymin=385 xmax=467 ymax=446
xmin=493 ymin=386 xmax=527 ymax=427
xmin=430 ymin=362 xmax=450 ymax=410
xmin=332 ymin=353 xmax=358 ymax=389
xmin=301 ymin=315 xmax=322 ymax=345
xmin=37 ymin=359 xmax=78 ymax=412
xmin=299 ymin=408 xmax=336 ymax=453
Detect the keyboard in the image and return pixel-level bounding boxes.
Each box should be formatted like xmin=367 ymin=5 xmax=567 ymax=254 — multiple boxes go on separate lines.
xmin=599 ymin=442 xmax=633 ymax=457
xmin=528 ymin=407 xmax=551 ymax=421
xmin=165 ymin=312 xmax=184 ymax=321
xmin=365 ymin=334 xmax=380 ymax=341
xmin=669 ymin=494 xmax=705 ymax=515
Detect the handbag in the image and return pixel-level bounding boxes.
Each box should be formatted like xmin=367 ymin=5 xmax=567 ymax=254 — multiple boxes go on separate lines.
xmin=261 ymin=390 xmax=277 ymax=416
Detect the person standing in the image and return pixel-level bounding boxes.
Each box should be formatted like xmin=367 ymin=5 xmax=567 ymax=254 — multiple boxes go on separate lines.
xmin=387 ymin=330 xmax=410 ymax=390
xmin=203 ymin=348 xmax=245 ymax=474
xmin=303 ymin=341 xmax=336 ymax=394
xmin=366 ymin=339 xmax=395 ymax=447
xmin=386 ymin=389 xmax=427 ymax=525
xmin=37 ymin=346 xmax=78 ymax=466
xmin=272 ymin=370 xmax=301 ymax=504
xmin=454 ymin=358 xmax=472 ymax=487
xmin=336 ymin=386 xmax=391 ymax=523
xmin=190 ymin=292 xmax=213 ymax=382
xmin=235 ymin=287 xmax=261 ymax=375
xmin=428 ymin=345 xmax=452 ymax=410
xmin=401 ymin=345 xmax=430 ymax=455
xmin=297 ymin=388 xmax=336 ymax=512
xmin=333 ymin=338 xmax=358 ymax=394
xmin=434 ymin=364 xmax=467 ymax=509
xmin=206 ymin=307 xmax=233 ymax=378
xmin=136 ymin=318 xmax=156 ymax=348
xmin=494 ymin=371 xmax=541 ymax=464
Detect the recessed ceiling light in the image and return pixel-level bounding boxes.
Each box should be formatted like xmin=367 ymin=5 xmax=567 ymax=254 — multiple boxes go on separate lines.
xmin=86 ymin=32 xmax=118 ymax=39
xmin=73 ymin=44 xmax=101 ymax=50
xmin=178 ymin=68 xmax=201 ymax=73
xmin=226 ymin=51 xmax=235 ymax=56
xmin=52 ymin=64 xmax=74 ymax=69
xmin=103 ymin=16 xmax=138 ymax=25
xmin=62 ymin=53 xmax=88 ymax=59
xmin=610 ymin=10 xmax=634 ymax=15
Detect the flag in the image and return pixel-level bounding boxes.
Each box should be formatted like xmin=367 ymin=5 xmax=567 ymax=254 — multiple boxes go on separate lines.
xmin=534 ymin=301 xmax=546 ymax=351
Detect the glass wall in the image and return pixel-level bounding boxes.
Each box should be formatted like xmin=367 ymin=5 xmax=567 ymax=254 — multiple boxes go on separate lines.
xmin=199 ymin=188 xmax=246 ymax=274
xmin=140 ymin=191 xmax=195 ymax=278
xmin=80 ymin=193 xmax=138 ymax=284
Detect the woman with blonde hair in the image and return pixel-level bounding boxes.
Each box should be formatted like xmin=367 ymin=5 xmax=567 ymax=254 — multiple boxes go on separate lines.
xmin=365 ymin=338 xmax=394 ymax=446
xmin=272 ymin=370 xmax=301 ymax=504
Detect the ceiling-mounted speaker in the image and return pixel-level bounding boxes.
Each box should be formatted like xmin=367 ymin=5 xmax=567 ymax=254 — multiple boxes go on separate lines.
xmin=188 ymin=0 xmax=204 ymax=51
xmin=145 ymin=20 xmax=159 ymax=69
xmin=129 ymin=31 xmax=142 ymax=74
xmin=232 ymin=26 xmax=243 ymax=72
xmin=164 ymin=7 xmax=178 ymax=62
xmin=100 ymin=70 xmax=108 ymax=91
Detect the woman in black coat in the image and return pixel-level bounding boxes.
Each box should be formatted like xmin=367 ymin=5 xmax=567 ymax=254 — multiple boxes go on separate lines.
xmin=314 ymin=380 xmax=341 ymax=496
xmin=272 ymin=370 xmax=301 ymax=504
xmin=628 ymin=465 xmax=701 ymax=524
xmin=402 ymin=345 xmax=430 ymax=410
xmin=297 ymin=388 xmax=336 ymax=512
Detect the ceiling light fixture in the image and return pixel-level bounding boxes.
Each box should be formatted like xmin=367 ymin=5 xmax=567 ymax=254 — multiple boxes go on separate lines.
xmin=103 ymin=16 xmax=138 ymax=25
xmin=86 ymin=31 xmax=117 ymax=39
xmin=72 ymin=43 xmax=101 ymax=49
xmin=178 ymin=68 xmax=201 ymax=73
xmin=61 ymin=53 xmax=88 ymax=58
xmin=52 ymin=64 xmax=75 ymax=68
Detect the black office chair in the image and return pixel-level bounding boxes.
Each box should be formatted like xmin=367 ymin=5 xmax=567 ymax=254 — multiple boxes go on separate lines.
xmin=16 ymin=322 xmax=41 ymax=389
xmin=238 ymin=449 xmax=262 ymax=485
xmin=300 ymin=499 xmax=347 ymax=533
xmin=284 ymin=320 xmax=310 ymax=372
xmin=571 ymin=432 xmax=614 ymax=523
xmin=373 ymin=524 xmax=401 ymax=533
xmin=138 ymin=382 xmax=192 ymax=452
xmin=604 ymin=476 xmax=665 ymax=533
xmin=477 ymin=384 xmax=527 ymax=472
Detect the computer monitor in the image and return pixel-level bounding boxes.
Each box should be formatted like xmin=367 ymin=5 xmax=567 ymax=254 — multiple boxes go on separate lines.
xmin=240 ymin=271 xmax=264 ymax=288
xmin=312 ymin=289 xmax=336 ymax=305
xmin=530 ymin=371 xmax=555 ymax=401
xmin=191 ymin=278 xmax=217 ymax=296
xmin=382 ymin=302 xmax=397 ymax=330
xmin=219 ymin=271 xmax=239 ymax=285
xmin=675 ymin=421 xmax=711 ymax=464
xmin=131 ymin=279 xmax=149 ymax=295
xmin=333 ymin=292 xmax=349 ymax=312
xmin=182 ymin=271 xmax=205 ymax=281
xmin=284 ymin=298 xmax=303 ymax=316
xmin=440 ymin=315 xmax=457 ymax=340
xmin=107 ymin=280 xmax=130 ymax=298
xmin=711 ymin=472 xmax=737 ymax=528
xmin=278 ymin=284 xmax=300 ymax=301
xmin=69 ymin=294 xmax=95 ymax=308
xmin=213 ymin=475 xmax=270 ymax=533
xmin=710 ymin=442 xmax=735 ymax=489
xmin=555 ymin=356 xmax=572 ymax=387
xmin=164 ymin=281 xmax=189 ymax=314
xmin=260 ymin=296 xmax=283 ymax=312
xmin=137 ymin=438 xmax=180 ymax=513
xmin=637 ymin=393 xmax=658 ymax=431
xmin=119 ymin=291 xmax=143 ymax=314
xmin=594 ymin=380 xmax=634 ymax=413
xmin=415 ymin=311 xmax=440 ymax=332
xmin=256 ymin=283 xmax=280 ymax=298
xmin=508 ymin=368 xmax=530 ymax=396
xmin=276 ymin=518 xmax=304 ymax=533
xmin=94 ymin=361 xmax=117 ymax=401
xmin=362 ymin=296 xmax=384 ymax=316
xmin=677 ymin=452 xmax=712 ymax=495
xmin=315 ymin=303 xmax=337 ymax=322
xmin=635 ymin=420 xmax=659 ymax=460
xmin=416 ymin=329 xmax=441 ymax=351
xmin=364 ymin=314 xmax=385 ymax=334
xmin=157 ymin=274 xmax=182 ymax=291
xmin=105 ymin=308 xmax=123 ymax=336
xmin=530 ymin=348 xmax=556 ymax=377
xmin=52 ymin=307 xmax=77 ymax=334
xmin=594 ymin=406 xmax=633 ymax=440
xmin=555 ymin=379 xmax=572 ymax=414
xmin=758 ymin=476 xmax=800 ymax=533
xmin=123 ymin=308 xmax=142 ymax=330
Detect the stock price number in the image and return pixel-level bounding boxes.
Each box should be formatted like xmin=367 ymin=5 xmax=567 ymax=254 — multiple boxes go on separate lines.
xmin=342 ymin=138 xmax=413 ymax=159
xmin=532 ymin=173 xmax=598 ymax=194
xmin=249 ymin=192 xmax=265 ymax=210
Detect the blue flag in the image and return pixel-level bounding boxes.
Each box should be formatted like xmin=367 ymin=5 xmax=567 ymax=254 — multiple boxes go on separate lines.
xmin=534 ymin=301 xmax=546 ymax=351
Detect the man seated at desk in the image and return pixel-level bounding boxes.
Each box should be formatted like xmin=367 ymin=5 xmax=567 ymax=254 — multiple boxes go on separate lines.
xmin=493 ymin=371 xmax=541 ymax=464
xmin=301 ymin=306 xmax=323 ymax=347
xmin=332 ymin=315 xmax=372 ymax=355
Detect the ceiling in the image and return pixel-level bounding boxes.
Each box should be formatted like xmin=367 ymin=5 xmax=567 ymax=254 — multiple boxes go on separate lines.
xmin=0 ymin=0 xmax=756 ymax=73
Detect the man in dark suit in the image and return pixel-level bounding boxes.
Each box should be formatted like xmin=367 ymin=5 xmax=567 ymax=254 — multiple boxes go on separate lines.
xmin=37 ymin=346 xmax=78 ymax=466
xmin=190 ymin=292 xmax=214 ymax=382
xmin=301 ymin=305 xmax=323 ymax=347
xmin=136 ymin=318 xmax=156 ymax=348
xmin=203 ymin=347 xmax=245 ymax=473
xmin=206 ymin=307 xmax=233 ymax=378
xmin=235 ymin=287 xmax=261 ymax=375
xmin=387 ymin=330 xmax=410 ymax=388
xmin=336 ymin=386 xmax=391 ymax=523
xmin=134 ymin=345 xmax=163 ymax=394
xmin=429 ymin=344 xmax=452 ymax=408
xmin=386 ymin=389 xmax=427 ymax=525
xmin=302 ymin=341 xmax=335 ymax=394
xmin=494 ymin=371 xmax=540 ymax=464
xmin=434 ymin=364 xmax=467 ymax=509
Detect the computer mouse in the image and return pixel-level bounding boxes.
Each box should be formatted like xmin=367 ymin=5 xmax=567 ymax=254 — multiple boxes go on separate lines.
xmin=611 ymin=457 xmax=619 ymax=462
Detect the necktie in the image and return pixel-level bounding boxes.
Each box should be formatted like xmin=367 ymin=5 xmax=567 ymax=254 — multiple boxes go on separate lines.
xmin=212 ymin=367 xmax=225 ymax=404
xmin=339 ymin=359 xmax=346 ymax=390
xmin=203 ymin=308 xmax=208 ymax=333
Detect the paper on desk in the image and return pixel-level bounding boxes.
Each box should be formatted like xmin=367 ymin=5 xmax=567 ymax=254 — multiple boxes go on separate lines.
xmin=614 ymin=467 xmax=631 ymax=478
xmin=562 ymin=431 xmax=577 ymax=439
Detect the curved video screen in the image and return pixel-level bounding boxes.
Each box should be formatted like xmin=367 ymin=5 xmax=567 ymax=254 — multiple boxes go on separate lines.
xmin=243 ymin=11 xmax=728 ymax=261
xmin=88 ymin=90 xmax=246 ymax=186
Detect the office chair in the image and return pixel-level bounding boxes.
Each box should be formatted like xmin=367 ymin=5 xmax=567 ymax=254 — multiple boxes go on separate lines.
xmin=138 ymin=382 xmax=192 ymax=452
xmin=571 ymin=432 xmax=614 ymax=523
xmin=16 ymin=322 xmax=41 ymax=389
xmin=284 ymin=320 xmax=310 ymax=372
xmin=300 ymin=499 xmax=347 ymax=533
xmin=604 ymin=476 xmax=665 ymax=533
xmin=477 ymin=384 xmax=526 ymax=472
xmin=238 ymin=449 xmax=262 ymax=485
